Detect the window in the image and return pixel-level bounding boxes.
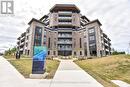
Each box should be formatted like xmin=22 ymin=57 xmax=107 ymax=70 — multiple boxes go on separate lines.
xmin=26 ymin=43 xmax=28 ymax=47
xmin=27 ymin=29 xmax=29 ymax=33
xmin=58 ymin=14 xmax=72 ymax=17
xmin=53 ymin=51 xmax=56 ymax=55
xmin=80 ymin=38 xmax=82 ymax=48
xmin=44 ymin=38 xmax=46 ymax=42
xmin=44 ymin=30 xmax=46 ymax=36
xmin=27 ymin=50 xmax=30 ymax=55
xmin=34 ymin=26 xmax=42 ymax=46
xmin=89 ymin=28 xmax=95 ymax=33
xmin=59 ymin=20 xmax=71 ymax=22
xmin=48 ymin=38 xmax=50 ymax=48
xmin=26 ymin=36 xmax=29 ymax=40
xmin=48 ymin=51 xmax=50 ymax=55
xmin=74 ymin=51 xmax=76 ymax=55
xmin=89 ymin=43 xmax=96 ymax=49
xmin=80 ymin=51 xmax=82 ymax=55
xmin=54 ymin=41 xmax=56 ymax=48
xmin=89 ymin=36 xmax=95 ymax=41
xmin=84 ymin=32 xmax=86 ymax=38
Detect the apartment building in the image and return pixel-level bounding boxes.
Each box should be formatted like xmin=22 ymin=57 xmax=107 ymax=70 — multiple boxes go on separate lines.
xmin=17 ymin=32 xmax=26 ymax=54
xmin=17 ymin=4 xmax=111 ymax=58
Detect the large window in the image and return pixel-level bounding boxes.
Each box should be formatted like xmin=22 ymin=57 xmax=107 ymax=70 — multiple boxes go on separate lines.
xmin=89 ymin=28 xmax=95 ymax=33
xmin=48 ymin=38 xmax=50 ymax=48
xmin=80 ymin=38 xmax=82 ymax=48
xmin=89 ymin=36 xmax=95 ymax=41
xmin=34 ymin=26 xmax=42 ymax=46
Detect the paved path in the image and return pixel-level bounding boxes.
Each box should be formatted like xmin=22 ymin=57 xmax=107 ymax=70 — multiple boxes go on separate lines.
xmin=0 ymin=56 xmax=51 ymax=87
xmin=112 ymin=80 xmax=130 ymax=87
xmin=50 ymin=60 xmax=103 ymax=87
xmin=0 ymin=56 xmax=103 ymax=87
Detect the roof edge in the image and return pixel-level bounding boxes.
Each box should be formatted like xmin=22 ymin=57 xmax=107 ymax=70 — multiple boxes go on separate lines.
xmin=28 ymin=18 xmax=45 ymax=25
xmin=85 ymin=19 xmax=102 ymax=26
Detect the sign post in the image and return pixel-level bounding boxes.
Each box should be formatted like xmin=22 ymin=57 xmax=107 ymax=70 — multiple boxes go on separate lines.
xmin=30 ymin=46 xmax=48 ymax=79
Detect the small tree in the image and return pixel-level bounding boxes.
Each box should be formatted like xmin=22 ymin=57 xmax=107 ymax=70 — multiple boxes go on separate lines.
xmin=112 ymin=51 xmax=125 ymax=55
xmin=4 ymin=47 xmax=16 ymax=56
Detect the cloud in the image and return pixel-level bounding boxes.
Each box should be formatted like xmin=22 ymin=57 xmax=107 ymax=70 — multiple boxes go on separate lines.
xmin=0 ymin=0 xmax=130 ymax=52
xmin=78 ymin=0 xmax=130 ymax=51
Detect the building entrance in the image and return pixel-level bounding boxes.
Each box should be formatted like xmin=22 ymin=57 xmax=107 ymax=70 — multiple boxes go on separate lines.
xmin=58 ymin=51 xmax=72 ymax=56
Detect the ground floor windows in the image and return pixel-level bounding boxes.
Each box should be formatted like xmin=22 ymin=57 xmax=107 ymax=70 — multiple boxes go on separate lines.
xmin=48 ymin=51 xmax=50 ymax=55
xmin=80 ymin=51 xmax=82 ymax=55
xmin=27 ymin=50 xmax=30 ymax=55
xmin=74 ymin=51 xmax=76 ymax=55
xmin=90 ymin=50 xmax=97 ymax=56
xmin=58 ymin=51 xmax=72 ymax=56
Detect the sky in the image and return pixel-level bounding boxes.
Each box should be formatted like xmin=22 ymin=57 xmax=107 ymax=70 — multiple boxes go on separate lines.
xmin=0 ymin=0 xmax=130 ymax=53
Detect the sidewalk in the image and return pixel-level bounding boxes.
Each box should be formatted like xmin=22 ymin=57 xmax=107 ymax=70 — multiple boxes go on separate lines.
xmin=0 ymin=56 xmax=51 ymax=87
xmin=0 ymin=56 xmax=103 ymax=87
xmin=50 ymin=60 xmax=103 ymax=87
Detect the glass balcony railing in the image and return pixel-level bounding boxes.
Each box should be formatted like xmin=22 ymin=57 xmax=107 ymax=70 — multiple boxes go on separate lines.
xmin=58 ymin=35 xmax=72 ymax=38
xmin=58 ymin=17 xmax=72 ymax=20
xmin=58 ymin=22 xmax=72 ymax=26
xmin=58 ymin=11 xmax=72 ymax=15
xmin=58 ymin=47 xmax=72 ymax=51
xmin=58 ymin=41 xmax=72 ymax=44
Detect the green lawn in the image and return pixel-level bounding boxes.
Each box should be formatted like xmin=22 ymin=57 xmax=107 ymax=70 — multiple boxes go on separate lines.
xmin=6 ymin=57 xmax=60 ymax=79
xmin=75 ymin=55 xmax=130 ymax=87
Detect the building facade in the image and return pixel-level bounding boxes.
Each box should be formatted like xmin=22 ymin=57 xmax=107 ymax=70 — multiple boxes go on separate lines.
xmin=17 ymin=4 xmax=111 ymax=58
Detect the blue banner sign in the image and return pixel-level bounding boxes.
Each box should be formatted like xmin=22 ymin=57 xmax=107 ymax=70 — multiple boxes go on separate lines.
xmin=32 ymin=46 xmax=47 ymax=74
xmin=33 ymin=46 xmax=47 ymax=61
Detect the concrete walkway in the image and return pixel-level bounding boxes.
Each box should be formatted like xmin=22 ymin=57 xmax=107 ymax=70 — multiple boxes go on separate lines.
xmin=111 ymin=80 xmax=130 ymax=87
xmin=0 ymin=56 xmax=103 ymax=87
xmin=50 ymin=60 xmax=103 ymax=87
xmin=0 ymin=56 xmax=51 ymax=87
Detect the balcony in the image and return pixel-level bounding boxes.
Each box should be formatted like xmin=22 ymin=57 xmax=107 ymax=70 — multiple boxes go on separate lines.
xmin=58 ymin=11 xmax=72 ymax=15
xmin=58 ymin=22 xmax=72 ymax=26
xmin=20 ymin=48 xmax=24 ymax=51
xmin=17 ymin=37 xmax=20 ymax=40
xmin=20 ymin=42 xmax=25 ymax=46
xmin=58 ymin=34 xmax=72 ymax=38
xmin=58 ymin=17 xmax=72 ymax=20
xmin=20 ymin=36 xmax=25 ymax=41
xmin=105 ymin=48 xmax=109 ymax=52
xmin=58 ymin=47 xmax=72 ymax=51
xmin=17 ymin=41 xmax=20 ymax=45
xmin=104 ymin=43 xmax=109 ymax=46
xmin=58 ymin=41 xmax=72 ymax=44
xmin=58 ymin=28 xmax=73 ymax=30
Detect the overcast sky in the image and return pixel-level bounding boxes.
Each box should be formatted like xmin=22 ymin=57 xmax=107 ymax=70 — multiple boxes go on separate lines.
xmin=0 ymin=0 xmax=130 ymax=53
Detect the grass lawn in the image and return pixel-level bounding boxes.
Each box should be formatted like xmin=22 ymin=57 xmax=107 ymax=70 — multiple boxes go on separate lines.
xmin=75 ymin=55 xmax=130 ymax=87
xmin=6 ymin=56 xmax=60 ymax=79
xmin=3 ymin=55 xmax=16 ymax=59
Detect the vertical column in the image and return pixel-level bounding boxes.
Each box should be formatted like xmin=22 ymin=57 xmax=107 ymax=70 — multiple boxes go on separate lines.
xmin=86 ymin=28 xmax=90 ymax=58
xmin=95 ymin=26 xmax=101 ymax=57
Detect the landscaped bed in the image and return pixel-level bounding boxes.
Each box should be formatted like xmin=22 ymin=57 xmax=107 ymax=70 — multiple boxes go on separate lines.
xmin=74 ymin=55 xmax=130 ymax=87
xmin=4 ymin=56 xmax=60 ymax=79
